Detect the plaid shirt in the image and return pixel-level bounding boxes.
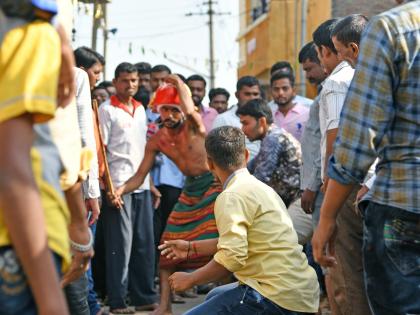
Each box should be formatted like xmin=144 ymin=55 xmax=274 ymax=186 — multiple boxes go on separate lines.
xmin=328 ymin=1 xmax=420 ymax=213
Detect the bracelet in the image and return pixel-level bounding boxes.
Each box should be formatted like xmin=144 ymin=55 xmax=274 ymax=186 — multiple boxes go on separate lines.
xmin=186 ymin=241 xmax=191 ymax=261
xmin=70 ymin=229 xmax=93 ymax=252
xmin=192 ymin=241 xmax=198 ymax=257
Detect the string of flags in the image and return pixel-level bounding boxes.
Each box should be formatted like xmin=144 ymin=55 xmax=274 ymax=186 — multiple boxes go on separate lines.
xmin=123 ymin=42 xmax=239 ymax=71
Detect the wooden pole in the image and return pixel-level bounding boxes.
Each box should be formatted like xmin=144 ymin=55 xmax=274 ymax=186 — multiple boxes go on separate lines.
xmin=91 ymin=99 xmax=114 ymax=196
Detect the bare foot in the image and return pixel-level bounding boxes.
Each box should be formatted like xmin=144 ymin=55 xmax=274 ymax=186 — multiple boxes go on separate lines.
xmin=150 ymin=306 xmax=172 ymax=315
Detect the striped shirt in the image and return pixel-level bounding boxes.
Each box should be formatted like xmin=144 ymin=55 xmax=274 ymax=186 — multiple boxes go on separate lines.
xmin=319 ymin=61 xmax=354 ymax=178
xmin=328 ymin=0 xmax=420 ymax=214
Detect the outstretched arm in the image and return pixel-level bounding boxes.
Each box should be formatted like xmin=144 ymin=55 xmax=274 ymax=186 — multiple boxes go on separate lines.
xmin=159 ymin=238 xmax=218 ymax=260
xmin=117 ymin=140 xmax=158 ymax=196
xmin=165 ymin=74 xmax=206 ymax=136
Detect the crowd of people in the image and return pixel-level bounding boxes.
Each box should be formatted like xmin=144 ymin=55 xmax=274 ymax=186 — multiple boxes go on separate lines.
xmin=0 ymin=0 xmax=419 ymax=315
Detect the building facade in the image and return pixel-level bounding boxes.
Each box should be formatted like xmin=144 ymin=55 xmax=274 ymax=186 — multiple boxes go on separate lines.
xmin=237 ymin=0 xmax=396 ymax=99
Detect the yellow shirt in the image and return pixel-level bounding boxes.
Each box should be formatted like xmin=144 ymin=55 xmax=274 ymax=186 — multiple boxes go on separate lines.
xmin=213 ymin=169 xmax=319 ymax=313
xmin=0 ymin=20 xmax=71 ymax=270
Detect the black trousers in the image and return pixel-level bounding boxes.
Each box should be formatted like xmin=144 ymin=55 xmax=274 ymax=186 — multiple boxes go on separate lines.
xmin=153 ymin=184 xmax=183 ymax=245
xmin=102 ymin=191 xmax=157 ymax=309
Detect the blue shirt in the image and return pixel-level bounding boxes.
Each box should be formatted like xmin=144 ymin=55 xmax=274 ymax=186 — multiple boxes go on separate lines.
xmin=328 ymin=1 xmax=420 ymax=213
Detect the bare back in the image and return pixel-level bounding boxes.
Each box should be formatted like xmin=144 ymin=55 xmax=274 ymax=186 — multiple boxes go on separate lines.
xmin=149 ymin=121 xmax=209 ymax=177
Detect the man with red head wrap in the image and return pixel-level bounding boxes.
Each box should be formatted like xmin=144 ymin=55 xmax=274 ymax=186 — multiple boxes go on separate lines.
xmin=113 ymin=75 xmax=221 ymax=315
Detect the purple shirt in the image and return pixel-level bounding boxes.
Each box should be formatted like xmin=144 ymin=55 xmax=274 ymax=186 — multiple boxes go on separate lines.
xmin=272 ymin=102 xmax=309 ymax=142
xmin=200 ymin=105 xmax=218 ymax=134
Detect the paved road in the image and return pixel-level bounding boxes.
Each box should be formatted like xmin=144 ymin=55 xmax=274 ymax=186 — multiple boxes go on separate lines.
xmin=133 ymin=295 xmax=206 ymax=315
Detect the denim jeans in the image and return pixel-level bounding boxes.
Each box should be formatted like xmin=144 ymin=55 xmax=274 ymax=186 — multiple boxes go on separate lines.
xmin=87 ymin=222 xmax=101 ymax=315
xmin=363 ymin=202 xmax=420 ymax=315
xmin=0 ymin=247 xmax=61 ymax=315
xmin=206 ymin=282 xmax=239 ymax=301
xmin=64 ymin=272 xmax=90 ymax=315
xmin=186 ymin=284 xmax=314 ymax=315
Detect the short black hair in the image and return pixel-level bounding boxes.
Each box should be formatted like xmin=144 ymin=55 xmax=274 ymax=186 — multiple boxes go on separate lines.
xmin=135 ymin=62 xmax=152 ymax=74
xmin=114 ymin=62 xmax=138 ymax=79
xmin=97 ymin=80 xmax=113 ymax=89
xmin=236 ymin=98 xmax=273 ymax=125
xmin=312 ymin=18 xmax=339 ymax=54
xmin=209 ymin=88 xmax=230 ymax=102
xmin=270 ymin=71 xmax=295 ymax=87
xmin=186 ymin=74 xmax=207 ymax=87
xmin=332 ymin=14 xmax=369 ymax=46
xmin=205 ymin=126 xmax=246 ymax=171
xmin=151 ymin=64 xmax=171 ymax=74
xmin=298 ymin=41 xmax=320 ymax=64
xmin=270 ymin=61 xmax=293 ymax=75
xmin=236 ymin=76 xmax=260 ymax=92
xmin=74 ymin=46 xmax=102 ymax=69
xmin=93 ymin=85 xmax=110 ymax=96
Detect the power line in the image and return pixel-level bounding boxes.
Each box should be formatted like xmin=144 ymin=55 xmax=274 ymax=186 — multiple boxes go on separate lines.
xmin=111 ymin=24 xmax=208 ymax=40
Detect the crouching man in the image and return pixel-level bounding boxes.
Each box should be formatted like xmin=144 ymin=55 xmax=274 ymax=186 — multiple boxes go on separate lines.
xmin=160 ymin=126 xmax=319 ymax=314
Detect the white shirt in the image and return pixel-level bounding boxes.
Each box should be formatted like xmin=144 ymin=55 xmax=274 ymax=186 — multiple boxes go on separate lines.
xmin=319 ymin=61 xmax=354 ymax=178
xmin=75 ymin=68 xmax=100 ymax=199
xmin=211 ymin=104 xmax=261 ymax=159
xmin=99 ymin=96 xmax=150 ymax=191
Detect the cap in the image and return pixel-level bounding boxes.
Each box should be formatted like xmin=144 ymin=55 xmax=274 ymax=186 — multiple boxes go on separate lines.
xmin=150 ymin=84 xmax=181 ymax=112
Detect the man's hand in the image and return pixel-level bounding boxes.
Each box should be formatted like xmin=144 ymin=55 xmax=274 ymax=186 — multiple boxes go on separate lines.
xmin=56 ymin=24 xmax=75 ymax=108
xmin=109 ymin=186 xmax=125 ymax=209
xmin=320 ymin=176 xmax=330 ymax=194
xmin=301 ymin=189 xmax=317 ymax=214
xmin=158 ymin=240 xmax=190 ymax=260
xmin=168 ymin=272 xmax=195 ymax=292
xmin=164 ymin=74 xmax=183 ymax=87
xmin=61 ymin=249 xmax=93 ymax=287
xmin=86 ymin=198 xmax=100 ymax=225
xmin=312 ymin=216 xmax=337 ymax=268
xmin=356 ymin=185 xmax=369 ymax=203
xmin=150 ymin=185 xmax=161 ymax=209
xmin=61 ymin=223 xmax=94 ymax=287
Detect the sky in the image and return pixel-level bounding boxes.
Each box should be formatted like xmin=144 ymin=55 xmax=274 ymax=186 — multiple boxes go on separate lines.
xmin=72 ymin=0 xmax=240 ymax=103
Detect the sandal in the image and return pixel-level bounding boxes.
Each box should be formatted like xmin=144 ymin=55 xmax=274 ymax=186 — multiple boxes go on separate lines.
xmin=135 ymin=303 xmax=159 ymax=311
xmin=110 ymin=307 xmax=135 ymax=314
xmin=171 ymin=293 xmax=186 ymax=304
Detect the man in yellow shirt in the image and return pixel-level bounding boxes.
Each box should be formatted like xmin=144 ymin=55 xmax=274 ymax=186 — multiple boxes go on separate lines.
xmin=0 ymin=1 xmax=82 ymax=314
xmin=161 ymin=126 xmax=319 ymax=314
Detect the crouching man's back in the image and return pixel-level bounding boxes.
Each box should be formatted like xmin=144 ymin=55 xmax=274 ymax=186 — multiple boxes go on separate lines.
xmin=165 ymin=126 xmax=319 ymax=315
xmin=215 ymin=167 xmax=319 ymax=313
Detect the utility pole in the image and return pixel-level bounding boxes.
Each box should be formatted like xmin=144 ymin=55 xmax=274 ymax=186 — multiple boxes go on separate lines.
xmin=102 ymin=2 xmax=108 ymax=79
xmin=208 ymin=0 xmax=215 ymax=89
xmin=186 ymin=1 xmax=230 ymax=89
xmin=91 ymin=0 xmax=100 ymax=50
